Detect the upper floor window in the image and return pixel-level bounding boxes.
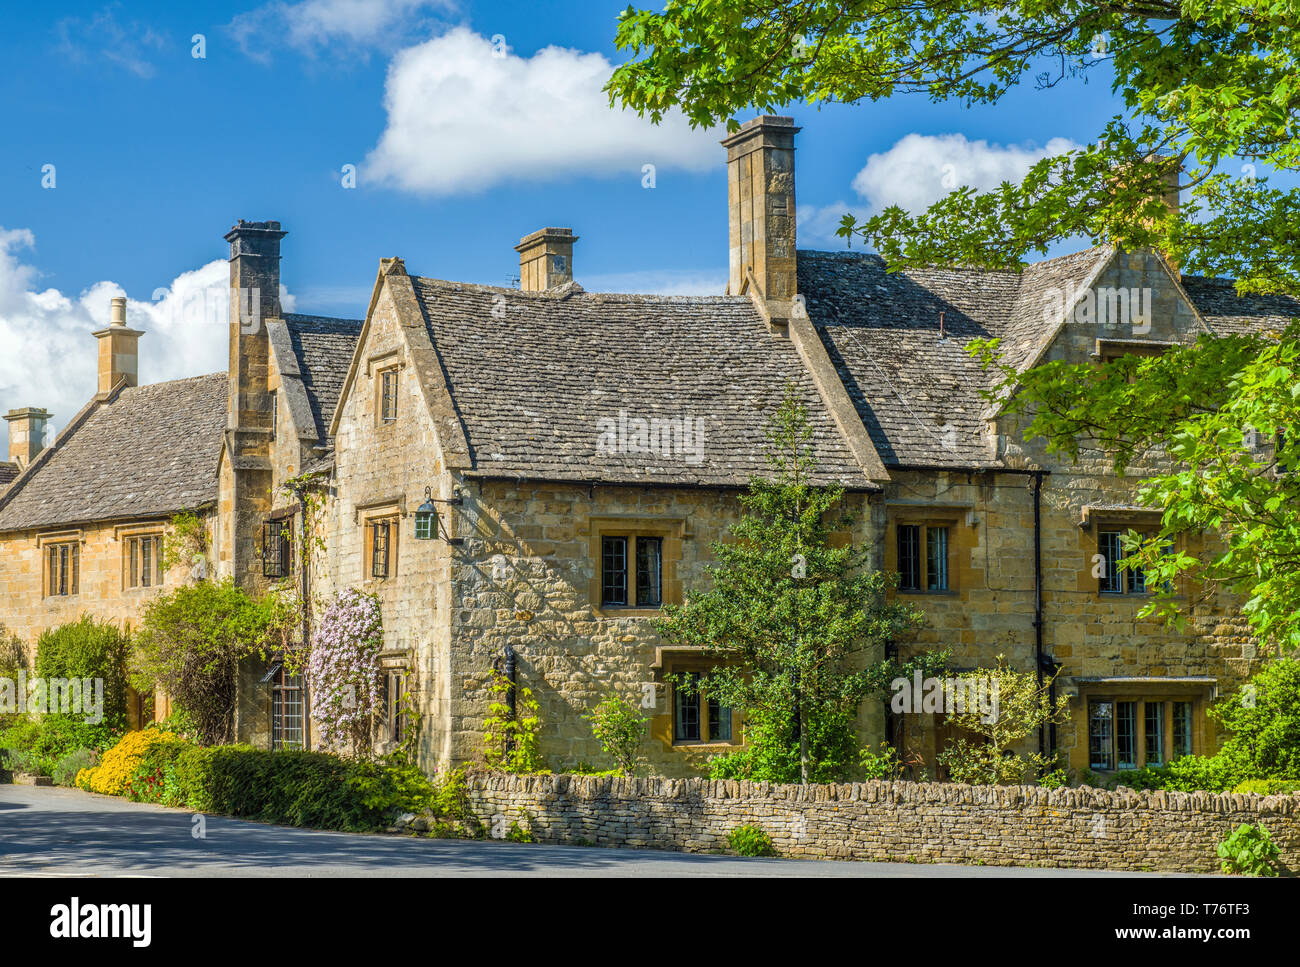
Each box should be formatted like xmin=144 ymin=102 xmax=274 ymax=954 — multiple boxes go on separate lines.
xmin=262 ymin=517 xmax=294 ymax=579
xmin=1096 ymin=528 xmax=1170 ymax=595
xmin=897 ymin=523 xmax=949 ymax=592
xmin=368 ymin=518 xmax=394 ymax=579
xmin=46 ymin=542 xmax=79 ymax=597
xmin=126 ymin=534 xmax=163 ymax=589
xmin=379 ymin=368 xmax=399 ymax=424
xmin=601 ymin=535 xmax=661 ymax=607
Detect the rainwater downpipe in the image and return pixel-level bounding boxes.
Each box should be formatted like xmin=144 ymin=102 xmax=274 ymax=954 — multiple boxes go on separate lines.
xmin=503 ymin=643 xmax=517 ymax=719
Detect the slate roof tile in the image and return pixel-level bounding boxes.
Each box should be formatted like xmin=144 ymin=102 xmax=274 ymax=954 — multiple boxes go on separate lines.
xmin=1180 ymin=276 xmax=1300 ymax=336
xmin=284 ymin=314 xmax=363 ymax=441
xmin=0 ymin=374 xmax=227 ymax=532
xmin=412 ymin=277 xmax=873 ymax=488
xmin=799 ymin=246 xmax=1130 ymax=468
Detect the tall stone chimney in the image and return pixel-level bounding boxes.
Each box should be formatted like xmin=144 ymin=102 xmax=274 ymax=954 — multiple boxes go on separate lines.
xmin=1147 ymin=154 xmax=1182 ymax=274
xmin=92 ymin=296 xmax=143 ymax=394
xmin=722 ymin=116 xmax=800 ymax=302
xmin=515 ymin=228 xmax=577 ymax=291
xmin=223 ymin=219 xmax=286 ymax=589
xmin=4 ymin=407 xmax=51 ymax=469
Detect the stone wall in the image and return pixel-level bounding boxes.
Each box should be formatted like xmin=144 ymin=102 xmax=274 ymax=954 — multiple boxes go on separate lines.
xmin=447 ymin=479 xmax=884 ymax=777
xmin=466 ymin=772 xmax=1300 ymax=873
xmin=0 ymin=514 xmax=212 ymax=653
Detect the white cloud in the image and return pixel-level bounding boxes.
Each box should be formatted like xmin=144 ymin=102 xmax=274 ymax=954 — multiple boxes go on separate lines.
xmin=797 ymin=133 xmax=1081 ymax=248
xmin=229 ymin=0 xmax=456 ymax=60
xmin=0 ymin=228 xmax=294 ymax=454
xmin=850 ymin=132 xmax=1080 ymax=214
xmin=797 ymin=199 xmax=867 ymax=248
xmin=55 ymin=5 xmax=169 ymax=78
xmin=364 ymin=28 xmax=719 ymax=195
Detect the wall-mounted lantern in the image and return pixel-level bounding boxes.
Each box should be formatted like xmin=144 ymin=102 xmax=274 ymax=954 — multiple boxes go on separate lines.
xmin=413 ymin=486 xmax=464 ymax=544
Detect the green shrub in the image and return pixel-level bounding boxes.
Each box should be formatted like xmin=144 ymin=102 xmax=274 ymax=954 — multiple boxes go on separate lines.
xmin=133 ymin=579 xmax=286 ymax=745
xmin=482 ymin=671 xmax=546 ymax=773
xmin=0 ymin=716 xmax=121 ymax=777
xmin=51 ymin=747 xmax=98 ymax=787
xmin=166 ymin=746 xmax=421 ymax=831
xmin=728 ymin=824 xmax=776 ymax=857
xmin=1211 ymin=660 xmax=1300 ymax=783
xmin=1106 ymin=766 xmax=1170 ymax=791
xmin=1233 ymin=779 xmax=1300 ymax=795
xmin=155 ymin=706 xmax=200 ymax=744
xmin=1217 ymin=823 xmax=1280 ymax=876
xmin=582 ymin=694 xmax=647 ymax=776
xmin=125 ymin=738 xmax=195 ymax=804
xmin=34 ymin=616 xmax=131 ymax=738
xmin=1038 ymin=768 xmax=1069 ymax=789
xmin=0 ymin=625 xmax=28 ymax=731
xmin=859 ymin=742 xmax=906 ymax=781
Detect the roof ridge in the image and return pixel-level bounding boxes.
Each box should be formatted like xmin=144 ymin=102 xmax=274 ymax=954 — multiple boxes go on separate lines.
xmin=412 ymin=274 xmax=744 ymax=303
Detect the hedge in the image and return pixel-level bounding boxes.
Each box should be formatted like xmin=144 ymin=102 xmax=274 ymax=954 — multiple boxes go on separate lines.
xmin=169 ymin=746 xmax=417 ymax=831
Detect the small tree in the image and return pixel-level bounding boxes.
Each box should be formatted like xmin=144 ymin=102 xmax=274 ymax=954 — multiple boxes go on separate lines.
xmin=935 ymin=656 xmax=1070 ymax=785
xmin=584 ymin=694 xmax=648 ymax=775
xmin=306 ymin=588 xmax=383 ymax=752
xmin=655 ymin=384 xmax=926 ymax=783
xmin=132 ymin=578 xmax=281 ymax=745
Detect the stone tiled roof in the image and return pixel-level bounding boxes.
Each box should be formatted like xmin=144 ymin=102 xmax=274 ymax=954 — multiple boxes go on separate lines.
xmin=801 ymin=250 xmax=1025 ymax=468
xmin=1180 ymin=276 xmax=1300 ymax=336
xmin=411 ymin=277 xmax=874 ymax=488
xmin=284 ymin=314 xmax=362 ymax=441
xmin=0 ymin=374 xmax=227 ymax=532
xmin=1000 ymin=248 xmax=1115 ymax=370
xmin=799 ymin=246 xmax=1151 ymax=468
xmin=0 ymin=463 xmax=17 ymax=490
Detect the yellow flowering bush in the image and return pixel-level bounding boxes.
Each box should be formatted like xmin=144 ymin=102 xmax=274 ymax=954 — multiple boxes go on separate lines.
xmin=76 ymin=728 xmax=177 ymax=796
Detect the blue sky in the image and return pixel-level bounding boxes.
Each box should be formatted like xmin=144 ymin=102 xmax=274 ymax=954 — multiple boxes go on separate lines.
xmin=0 ymin=0 xmax=1192 ymax=442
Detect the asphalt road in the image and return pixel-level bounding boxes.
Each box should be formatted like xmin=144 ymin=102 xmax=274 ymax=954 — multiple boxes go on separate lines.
xmin=0 ymin=784 xmax=1172 ymax=877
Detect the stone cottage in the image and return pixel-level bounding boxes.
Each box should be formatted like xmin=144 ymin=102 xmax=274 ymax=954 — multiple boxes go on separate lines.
xmin=1 ymin=115 xmax=1294 ymax=778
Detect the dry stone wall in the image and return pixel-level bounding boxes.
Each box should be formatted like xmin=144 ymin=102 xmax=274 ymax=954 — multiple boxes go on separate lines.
xmin=467 ymin=772 xmax=1300 ymax=873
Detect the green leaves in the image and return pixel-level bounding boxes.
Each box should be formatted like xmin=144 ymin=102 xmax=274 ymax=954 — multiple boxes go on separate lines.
xmin=976 ymin=321 xmax=1300 ymax=651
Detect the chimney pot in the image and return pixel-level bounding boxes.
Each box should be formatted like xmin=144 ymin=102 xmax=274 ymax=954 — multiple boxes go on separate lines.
xmin=93 ymin=297 xmax=143 ymax=394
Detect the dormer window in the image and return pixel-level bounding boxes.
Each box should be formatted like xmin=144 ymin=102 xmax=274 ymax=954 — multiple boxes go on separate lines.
xmin=1095 ymin=338 xmax=1172 ymax=365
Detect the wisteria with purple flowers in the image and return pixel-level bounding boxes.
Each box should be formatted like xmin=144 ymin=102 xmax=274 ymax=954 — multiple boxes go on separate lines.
xmin=307 ymin=588 xmax=383 ymax=750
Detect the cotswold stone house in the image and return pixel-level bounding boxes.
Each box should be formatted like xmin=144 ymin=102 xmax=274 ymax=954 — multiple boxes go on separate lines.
xmin=2 ymin=116 xmax=1294 ymax=777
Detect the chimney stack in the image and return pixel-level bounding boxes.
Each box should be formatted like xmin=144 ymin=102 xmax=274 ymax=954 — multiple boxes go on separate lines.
xmin=1148 ymin=154 xmax=1181 ymax=274
xmin=5 ymin=407 xmax=51 ymax=469
xmin=722 ymin=116 xmax=800 ymax=302
xmin=223 ymin=219 xmax=286 ymax=589
xmin=515 ymin=228 xmax=576 ymax=291
xmin=92 ymin=296 xmax=143 ymax=394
